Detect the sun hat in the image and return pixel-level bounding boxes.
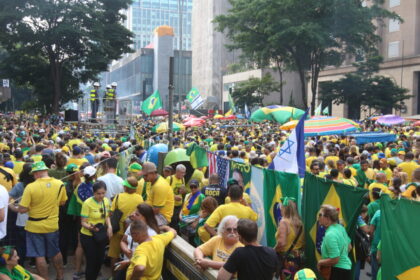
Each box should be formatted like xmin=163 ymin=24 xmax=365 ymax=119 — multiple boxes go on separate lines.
xmin=83 ymin=166 xmax=96 ymax=177
xmin=122 ymin=179 xmax=137 ymax=189
xmin=30 ymin=161 xmax=49 ymax=174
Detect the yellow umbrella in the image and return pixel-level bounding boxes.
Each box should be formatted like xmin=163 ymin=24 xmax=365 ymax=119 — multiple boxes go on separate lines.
xmin=214 ymin=114 xmax=224 ymax=119
xmin=280 ymin=120 xmax=298 ymax=130
xmin=152 ymin=122 xmax=185 ymax=133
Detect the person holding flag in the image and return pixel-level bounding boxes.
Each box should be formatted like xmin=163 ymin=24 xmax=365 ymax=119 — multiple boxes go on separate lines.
xmin=141 ymin=90 xmax=163 ymax=116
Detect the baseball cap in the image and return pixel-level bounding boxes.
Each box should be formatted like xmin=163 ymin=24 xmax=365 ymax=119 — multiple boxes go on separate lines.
xmin=378 ymin=153 xmax=386 ymax=159
xmin=122 ymin=179 xmax=137 ymax=189
xmin=128 ymin=163 xmax=142 ymax=172
xmin=66 ymin=163 xmax=79 ymax=173
xmin=83 ymin=166 xmax=96 ymax=177
xmin=189 ymin=179 xmax=200 ymax=187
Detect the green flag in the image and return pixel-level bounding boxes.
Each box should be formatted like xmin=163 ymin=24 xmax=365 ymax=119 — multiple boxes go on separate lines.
xmin=228 ymin=92 xmax=236 ymax=113
xmin=322 ymin=106 xmax=329 ymax=115
xmin=263 ymin=169 xmax=300 ymax=247
xmin=381 ymin=195 xmax=420 ymax=279
xmin=302 ymin=173 xmax=367 ymax=275
xmin=314 ymin=102 xmax=322 ymax=115
xmin=186 ymin=143 xmax=208 ymax=168
xmin=141 ymin=90 xmax=162 ymax=115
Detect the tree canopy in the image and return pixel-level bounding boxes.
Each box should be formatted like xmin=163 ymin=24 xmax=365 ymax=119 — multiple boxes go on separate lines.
xmin=0 ymin=0 xmax=133 ymax=113
xmin=214 ymin=0 xmax=399 ymax=114
xmin=319 ymin=55 xmax=411 ymax=119
xmin=231 ymin=73 xmax=281 ymax=107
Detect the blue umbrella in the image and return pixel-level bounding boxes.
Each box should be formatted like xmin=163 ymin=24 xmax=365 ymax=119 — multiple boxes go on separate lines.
xmin=147 ymin=143 xmax=168 ymax=166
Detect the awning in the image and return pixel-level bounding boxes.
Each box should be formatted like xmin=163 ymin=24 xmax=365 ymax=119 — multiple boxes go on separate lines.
xmin=346 ymin=132 xmax=397 ymax=144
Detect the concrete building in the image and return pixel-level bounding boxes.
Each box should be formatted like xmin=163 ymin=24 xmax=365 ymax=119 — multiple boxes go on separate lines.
xmin=123 ymin=0 xmax=192 ymax=50
xmin=313 ymin=0 xmax=420 ymax=118
xmin=191 ymin=0 xmax=240 ymax=109
xmin=100 ymin=26 xmax=192 ymax=111
xmin=222 ymin=68 xmax=304 ymax=110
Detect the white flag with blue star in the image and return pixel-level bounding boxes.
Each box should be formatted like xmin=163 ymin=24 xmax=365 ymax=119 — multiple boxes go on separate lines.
xmin=270 ymin=109 xmax=308 ymax=178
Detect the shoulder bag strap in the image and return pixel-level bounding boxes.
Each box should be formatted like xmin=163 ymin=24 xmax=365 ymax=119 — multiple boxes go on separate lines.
xmin=102 ymin=201 xmax=107 ymax=222
xmin=285 ymin=225 xmax=303 ymax=256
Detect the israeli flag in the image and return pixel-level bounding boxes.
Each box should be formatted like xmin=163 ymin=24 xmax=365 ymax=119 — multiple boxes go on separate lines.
xmin=270 ymin=109 xmax=308 ymax=178
xmin=244 ymin=104 xmax=251 ymax=119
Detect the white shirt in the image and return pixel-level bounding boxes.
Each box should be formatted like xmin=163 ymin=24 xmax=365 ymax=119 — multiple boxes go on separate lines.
xmin=97 ymin=173 xmax=124 ymax=199
xmin=123 ymin=224 xmax=157 ymax=260
xmin=0 ymin=185 xmax=9 ymax=239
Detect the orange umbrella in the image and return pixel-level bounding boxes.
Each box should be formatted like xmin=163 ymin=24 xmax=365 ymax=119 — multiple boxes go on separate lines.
xmin=280 ymin=120 xmax=298 ymax=130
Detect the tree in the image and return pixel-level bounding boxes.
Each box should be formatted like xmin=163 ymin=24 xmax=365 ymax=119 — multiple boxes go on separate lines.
xmin=231 ymin=73 xmax=281 ymax=107
xmin=214 ymin=0 xmax=399 ymax=114
xmin=0 ymin=0 xmax=133 ymax=113
xmin=319 ymin=55 xmax=411 ymax=119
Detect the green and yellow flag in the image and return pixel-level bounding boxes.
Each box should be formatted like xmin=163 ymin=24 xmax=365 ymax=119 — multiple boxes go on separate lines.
xmin=186 ymin=143 xmax=208 ymax=169
xmin=228 ymin=92 xmax=236 ymax=114
xmin=263 ymin=169 xmax=300 ymax=247
xmin=302 ymin=173 xmax=367 ymax=274
xmin=381 ymin=195 xmax=420 ymax=280
xmin=141 ymin=90 xmax=162 ymax=116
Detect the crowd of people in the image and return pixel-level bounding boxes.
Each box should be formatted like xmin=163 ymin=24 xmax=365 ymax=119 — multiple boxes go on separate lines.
xmin=0 ymin=114 xmax=419 ymax=280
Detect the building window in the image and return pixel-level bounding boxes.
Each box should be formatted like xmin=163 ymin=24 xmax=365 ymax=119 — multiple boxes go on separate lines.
xmin=389 ymin=0 xmax=400 ymax=8
xmin=389 ymin=19 xmax=400 ymax=32
xmin=388 ymin=41 xmax=400 ymax=58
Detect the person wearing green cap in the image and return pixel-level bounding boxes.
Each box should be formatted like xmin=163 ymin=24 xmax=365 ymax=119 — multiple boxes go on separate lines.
xmin=108 ymin=176 xmax=143 ymax=276
xmin=18 ymin=161 xmax=67 ymax=280
xmin=294 ymin=268 xmax=317 ymax=280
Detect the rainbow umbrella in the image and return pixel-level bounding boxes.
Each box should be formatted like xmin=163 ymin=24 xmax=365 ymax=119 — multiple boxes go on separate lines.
xmin=376 ymin=114 xmax=405 ymax=126
xmin=280 ymin=120 xmax=298 ymax=130
xmin=250 ymin=105 xmax=306 ymax=124
xmin=304 ymin=116 xmax=358 ymax=136
xmin=152 ymin=122 xmax=185 ymax=133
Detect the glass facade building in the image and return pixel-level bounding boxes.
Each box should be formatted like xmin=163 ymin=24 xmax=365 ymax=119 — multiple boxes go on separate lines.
xmin=129 ymin=0 xmax=192 ymax=50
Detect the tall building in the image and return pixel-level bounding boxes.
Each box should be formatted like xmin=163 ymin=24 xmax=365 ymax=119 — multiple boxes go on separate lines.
xmin=124 ymin=0 xmax=192 ymax=50
xmin=314 ymin=0 xmax=420 ymax=118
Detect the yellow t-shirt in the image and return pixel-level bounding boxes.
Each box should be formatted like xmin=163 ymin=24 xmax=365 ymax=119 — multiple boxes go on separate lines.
xmin=306 ymin=156 xmax=318 ymax=167
xmin=67 ymin=139 xmax=83 ymax=150
xmin=80 ymin=197 xmax=111 ymax=236
xmin=30 ymin=154 xmax=43 ymax=163
xmin=136 ymin=178 xmax=151 ymax=200
xmin=205 ymin=202 xmax=258 ymax=228
xmin=368 ymin=182 xmax=391 ymax=201
xmin=225 ymin=193 xmax=252 ymax=206
xmin=126 ymin=231 xmax=175 ymax=280
xmin=111 ymin=192 xmax=143 ymax=234
xmin=146 ymin=176 xmax=174 ymax=222
xmin=0 ymin=167 xmax=17 ymax=191
xmin=210 ymin=144 xmax=218 ymax=152
xmin=20 ymin=177 xmax=67 ymax=233
xmin=397 ymin=161 xmax=420 ymax=182
xmin=198 ymin=235 xmax=243 ymax=262
xmin=166 ymin=175 xmax=186 ymax=207
xmin=67 ymin=157 xmax=89 ymax=167
xmin=13 ymin=161 xmax=25 ymax=176
xmin=198 ymin=224 xmax=211 ymax=243
xmin=324 ymin=156 xmax=340 ymax=166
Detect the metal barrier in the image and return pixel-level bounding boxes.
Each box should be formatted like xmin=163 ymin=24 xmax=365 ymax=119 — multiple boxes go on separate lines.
xmin=163 ymin=236 xmax=218 ymax=280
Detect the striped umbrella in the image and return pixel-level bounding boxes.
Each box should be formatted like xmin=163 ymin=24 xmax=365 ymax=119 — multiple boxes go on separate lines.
xmin=376 ymin=114 xmax=405 ymax=126
xmin=304 ymin=116 xmax=358 ymax=136
xmin=152 ymin=122 xmax=185 ymax=133
xmin=250 ymin=105 xmax=306 ymax=124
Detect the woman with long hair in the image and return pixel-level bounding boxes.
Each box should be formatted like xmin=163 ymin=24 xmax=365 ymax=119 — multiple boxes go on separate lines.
xmin=8 ymin=163 xmax=34 ymax=265
xmin=0 ymin=246 xmax=43 ymax=280
xmin=317 ymin=205 xmax=352 ymax=280
xmin=275 ymin=197 xmax=304 ymax=279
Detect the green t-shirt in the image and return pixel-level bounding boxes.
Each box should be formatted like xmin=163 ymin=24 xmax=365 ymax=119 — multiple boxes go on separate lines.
xmin=377 ymin=241 xmax=382 ymax=280
xmin=368 ymin=200 xmax=380 ymax=223
xmin=0 ymin=265 xmax=34 ymax=280
xmin=370 ymin=210 xmax=381 ymax=253
xmin=321 ymin=223 xmax=352 ymax=270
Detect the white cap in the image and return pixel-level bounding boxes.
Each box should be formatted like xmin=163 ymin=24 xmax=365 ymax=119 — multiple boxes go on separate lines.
xmin=39 ymin=129 xmax=45 ymax=133
xmin=83 ymin=166 xmax=97 ymax=177
xmin=122 ymin=142 xmax=132 ymax=148
xmin=249 ymin=150 xmax=257 ymax=159
xmin=106 ymin=84 xmax=111 ymax=89
xmin=111 ymin=82 xmax=117 ymax=87
xmin=93 ymin=82 xmax=100 ymax=87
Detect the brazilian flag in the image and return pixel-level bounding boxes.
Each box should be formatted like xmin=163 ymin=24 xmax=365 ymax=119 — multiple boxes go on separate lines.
xmin=263 ymin=169 xmax=300 ymax=247
xmin=186 ymin=143 xmax=208 ymax=169
xmin=381 ymin=195 xmax=420 ymax=279
xmin=302 ymin=173 xmax=367 ymax=275
xmin=141 ymin=90 xmax=162 ymax=115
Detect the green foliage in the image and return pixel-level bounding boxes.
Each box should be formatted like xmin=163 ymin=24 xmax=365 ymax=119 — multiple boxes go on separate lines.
xmin=231 ymin=74 xmax=281 ymax=107
xmin=319 ymin=55 xmax=411 ymax=119
xmin=214 ymin=0 xmax=399 ymax=114
xmin=0 ymin=0 xmax=133 ymax=113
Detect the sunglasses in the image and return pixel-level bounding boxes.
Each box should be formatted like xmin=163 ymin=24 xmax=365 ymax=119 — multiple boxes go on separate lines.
xmin=190 ymin=185 xmax=199 ymax=189
xmin=225 ymin=227 xmax=238 ymax=233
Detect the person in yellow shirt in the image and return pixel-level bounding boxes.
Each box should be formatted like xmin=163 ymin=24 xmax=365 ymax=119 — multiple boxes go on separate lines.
xmin=397 ymin=152 xmax=419 ymax=183
xmin=0 ymin=157 xmax=17 ymax=192
xmin=29 ymin=145 xmax=44 ymax=163
xmin=204 ymin=185 xmax=258 ymax=238
xmin=12 ymin=150 xmax=25 ymax=177
xmin=18 ymin=161 xmax=67 ymax=280
xmin=378 ymin=158 xmax=392 ymax=183
xmin=166 ymin=164 xmax=187 ymax=230
xmin=80 ymin=181 xmax=112 ymax=280
xmin=108 ymin=177 xmax=143 ymax=276
xmin=368 ymin=173 xmax=391 ymax=201
xmin=67 ymin=131 xmax=84 ymax=151
xmin=123 ymin=220 xmax=177 ymax=280
xmin=144 ymin=162 xmax=175 ymax=226
xmin=324 ymin=150 xmax=340 ymax=166
xmin=66 ymin=146 xmax=89 ymax=167
xmin=194 ymin=215 xmax=243 ymax=270
xmin=402 ymin=168 xmax=420 ymax=198
xmin=305 ymin=147 xmax=318 ymax=167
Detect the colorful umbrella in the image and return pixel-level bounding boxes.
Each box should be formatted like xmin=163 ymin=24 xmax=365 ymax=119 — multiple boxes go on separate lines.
xmin=413 ymin=121 xmax=420 ymax=127
xmin=376 ymin=114 xmax=405 ymax=126
xmin=152 ymin=122 xmax=185 ymax=133
xmin=150 ymin=109 xmax=168 ymax=116
xmin=304 ymin=116 xmax=358 ymax=136
xmin=250 ymin=105 xmax=306 ymax=124
xmin=214 ymin=114 xmax=224 ymax=119
xmin=183 ymin=118 xmax=205 ymax=127
xmin=221 ymin=115 xmax=237 ymax=120
xmin=164 ymin=148 xmax=190 ymax=166
xmin=280 ymin=120 xmax=298 ymax=130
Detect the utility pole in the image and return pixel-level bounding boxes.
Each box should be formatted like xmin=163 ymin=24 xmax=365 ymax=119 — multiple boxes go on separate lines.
xmin=168 ymin=57 xmax=175 ymax=151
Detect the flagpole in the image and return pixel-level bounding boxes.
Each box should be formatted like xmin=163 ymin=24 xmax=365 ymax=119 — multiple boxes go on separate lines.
xmin=168 ymin=57 xmax=174 ymax=151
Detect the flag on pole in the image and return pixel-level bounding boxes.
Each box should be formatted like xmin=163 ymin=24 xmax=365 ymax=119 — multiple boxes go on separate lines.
xmin=244 ymin=104 xmax=251 ymax=119
xmin=314 ymin=102 xmax=322 ymax=115
xmin=322 ymin=105 xmax=329 ymax=116
xmin=228 ymin=92 xmax=236 ymax=113
xmin=270 ymin=109 xmax=309 ymax=178
xmin=141 ymin=90 xmax=162 ymax=116
xmin=186 ymin=88 xmax=204 ymax=110
xmin=224 ymin=109 xmax=232 ymax=116
xmin=186 ymin=143 xmax=208 ymax=168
